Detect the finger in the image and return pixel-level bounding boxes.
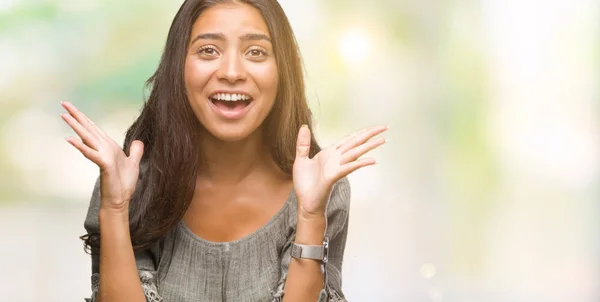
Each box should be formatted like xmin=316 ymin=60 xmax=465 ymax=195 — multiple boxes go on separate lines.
xmin=82 ymin=112 xmax=109 ymax=138
xmin=61 ymin=101 xmax=106 ymax=139
xmin=65 ymin=136 xmax=100 ymax=163
xmin=128 ymin=140 xmax=144 ymax=165
xmin=340 ymin=137 xmax=386 ymax=164
xmin=334 ymin=128 xmax=368 ymax=149
xmin=340 ymin=157 xmax=376 ymax=176
xmin=61 ymin=113 xmax=100 ymax=150
xmin=338 ymin=125 xmax=387 ymax=153
xmin=295 ymin=125 xmax=311 ymax=159
xmin=335 ymin=125 xmax=387 ymax=149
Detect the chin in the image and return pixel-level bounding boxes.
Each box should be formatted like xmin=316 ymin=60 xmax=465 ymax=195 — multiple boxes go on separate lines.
xmin=204 ymin=123 xmax=259 ymax=142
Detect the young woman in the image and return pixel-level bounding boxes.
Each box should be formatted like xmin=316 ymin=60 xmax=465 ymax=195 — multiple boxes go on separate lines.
xmin=61 ymin=0 xmax=386 ymax=301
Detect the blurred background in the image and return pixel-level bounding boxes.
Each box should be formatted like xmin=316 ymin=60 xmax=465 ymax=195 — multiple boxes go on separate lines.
xmin=0 ymin=0 xmax=598 ymax=301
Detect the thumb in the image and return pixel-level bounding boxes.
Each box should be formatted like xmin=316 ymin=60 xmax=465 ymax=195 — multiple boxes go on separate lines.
xmin=128 ymin=140 xmax=144 ymax=165
xmin=295 ymin=125 xmax=311 ymax=159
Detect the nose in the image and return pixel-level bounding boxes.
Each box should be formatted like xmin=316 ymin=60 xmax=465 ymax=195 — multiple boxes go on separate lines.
xmin=216 ymin=52 xmax=247 ymax=83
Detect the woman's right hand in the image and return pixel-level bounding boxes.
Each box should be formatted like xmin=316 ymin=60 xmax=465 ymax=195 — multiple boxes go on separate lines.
xmin=61 ymin=101 xmax=144 ymax=212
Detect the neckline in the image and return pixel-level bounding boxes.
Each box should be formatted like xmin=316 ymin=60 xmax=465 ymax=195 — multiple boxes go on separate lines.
xmin=178 ymin=186 xmax=295 ymax=247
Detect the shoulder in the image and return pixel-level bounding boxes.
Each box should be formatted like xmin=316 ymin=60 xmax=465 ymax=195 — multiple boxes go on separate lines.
xmin=83 ymin=176 xmax=102 ymax=233
xmin=327 ymin=177 xmax=351 ymax=215
xmin=323 ymin=177 xmax=351 ymax=238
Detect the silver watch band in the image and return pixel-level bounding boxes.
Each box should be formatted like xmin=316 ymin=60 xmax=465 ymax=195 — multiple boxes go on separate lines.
xmin=290 ymin=237 xmax=329 ymax=263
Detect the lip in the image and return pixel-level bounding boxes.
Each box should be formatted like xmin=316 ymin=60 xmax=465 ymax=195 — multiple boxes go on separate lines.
xmin=207 ymin=95 xmax=255 ymax=120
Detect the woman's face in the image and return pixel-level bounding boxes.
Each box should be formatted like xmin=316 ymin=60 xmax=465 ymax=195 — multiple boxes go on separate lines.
xmin=184 ymin=3 xmax=278 ymax=142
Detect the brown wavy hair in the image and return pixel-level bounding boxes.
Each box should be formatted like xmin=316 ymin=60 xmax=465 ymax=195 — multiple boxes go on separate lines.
xmin=81 ymin=0 xmax=321 ymax=251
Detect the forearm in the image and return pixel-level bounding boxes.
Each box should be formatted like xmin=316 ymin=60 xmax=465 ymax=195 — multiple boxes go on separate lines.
xmin=282 ymin=213 xmax=326 ymax=302
xmin=97 ymin=206 xmax=146 ymax=302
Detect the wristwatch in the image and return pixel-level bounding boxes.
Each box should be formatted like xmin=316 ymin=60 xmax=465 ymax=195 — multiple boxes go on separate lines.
xmin=290 ymin=237 xmax=329 ymax=263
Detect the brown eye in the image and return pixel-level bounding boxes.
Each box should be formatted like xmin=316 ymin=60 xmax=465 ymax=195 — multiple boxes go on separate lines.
xmin=246 ymin=47 xmax=267 ymax=58
xmin=197 ymin=45 xmax=219 ymax=57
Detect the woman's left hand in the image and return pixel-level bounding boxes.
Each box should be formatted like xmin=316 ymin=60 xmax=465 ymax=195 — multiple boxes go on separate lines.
xmin=292 ymin=125 xmax=388 ymax=217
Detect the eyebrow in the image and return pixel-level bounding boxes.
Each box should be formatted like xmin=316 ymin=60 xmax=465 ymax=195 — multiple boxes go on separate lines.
xmin=240 ymin=33 xmax=271 ymax=42
xmin=190 ymin=32 xmax=271 ymax=44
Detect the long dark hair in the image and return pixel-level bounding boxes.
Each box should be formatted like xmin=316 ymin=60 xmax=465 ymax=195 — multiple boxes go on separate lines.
xmin=82 ymin=0 xmax=321 ymax=251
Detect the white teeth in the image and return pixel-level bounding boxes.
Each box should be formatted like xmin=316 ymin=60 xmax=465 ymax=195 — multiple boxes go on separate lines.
xmin=211 ymin=93 xmax=250 ymax=101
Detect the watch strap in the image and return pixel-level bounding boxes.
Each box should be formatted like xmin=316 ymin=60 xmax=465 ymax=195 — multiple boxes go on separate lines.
xmin=290 ymin=237 xmax=329 ymax=263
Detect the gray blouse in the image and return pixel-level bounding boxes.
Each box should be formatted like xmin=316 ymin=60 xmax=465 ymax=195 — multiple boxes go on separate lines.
xmin=83 ymin=176 xmax=351 ymax=302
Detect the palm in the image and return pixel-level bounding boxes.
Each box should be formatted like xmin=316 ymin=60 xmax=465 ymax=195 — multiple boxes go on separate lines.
xmin=99 ymin=145 xmax=141 ymax=206
xmin=292 ymin=125 xmax=387 ymax=216
xmin=60 ymin=101 xmax=144 ymax=210
xmin=293 ymin=149 xmax=337 ymax=214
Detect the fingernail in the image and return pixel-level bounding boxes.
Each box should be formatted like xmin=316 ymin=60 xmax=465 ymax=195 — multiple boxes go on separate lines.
xmin=301 ymin=124 xmax=308 ymax=129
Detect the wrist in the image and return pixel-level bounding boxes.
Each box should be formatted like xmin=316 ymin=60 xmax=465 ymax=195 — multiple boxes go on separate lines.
xmin=296 ymin=188 xmax=332 ymax=219
xmin=298 ymin=208 xmax=326 ymax=222
xmin=99 ymin=205 xmax=130 ymax=222
xmin=295 ymin=212 xmax=326 ymax=245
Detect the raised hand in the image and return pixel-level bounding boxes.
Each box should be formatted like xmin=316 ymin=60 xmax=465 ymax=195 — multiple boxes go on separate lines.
xmin=60 ymin=101 xmax=144 ymax=212
xmin=292 ymin=125 xmax=387 ymax=217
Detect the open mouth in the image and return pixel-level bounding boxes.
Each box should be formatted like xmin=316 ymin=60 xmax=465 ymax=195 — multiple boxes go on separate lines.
xmin=209 ymin=93 xmax=253 ymax=111
xmin=208 ymin=92 xmax=254 ymax=119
